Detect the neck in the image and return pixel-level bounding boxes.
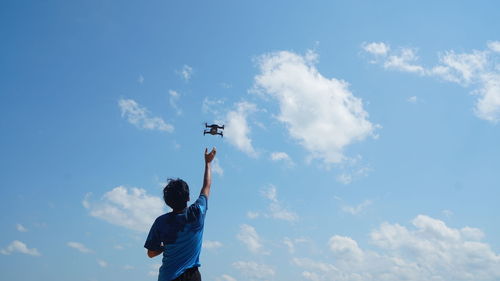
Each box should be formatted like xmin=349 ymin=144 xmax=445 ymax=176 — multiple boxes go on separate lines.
xmin=172 ymin=208 xmax=186 ymax=214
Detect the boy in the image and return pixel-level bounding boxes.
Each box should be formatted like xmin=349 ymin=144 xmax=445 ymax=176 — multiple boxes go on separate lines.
xmin=145 ymin=147 xmax=217 ymax=281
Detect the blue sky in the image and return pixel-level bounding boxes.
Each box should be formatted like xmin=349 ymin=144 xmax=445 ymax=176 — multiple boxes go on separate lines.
xmin=1 ymin=1 xmax=500 ymax=280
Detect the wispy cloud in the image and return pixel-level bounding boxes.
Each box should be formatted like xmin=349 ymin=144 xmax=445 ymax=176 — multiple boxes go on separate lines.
xmin=137 ymin=74 xmax=144 ymax=84
xmin=83 ymin=186 xmax=165 ymax=232
xmin=232 ymin=261 xmax=275 ymax=280
xmin=118 ymin=99 xmax=174 ymax=132
xmin=148 ymin=263 xmax=161 ymax=276
xmin=236 ymin=224 xmax=264 ymax=254
xmin=216 ymin=274 xmax=237 ymax=281
xmin=67 ymin=242 xmax=93 ymax=254
xmin=97 ymin=259 xmax=108 ymax=267
xmin=270 ymin=151 xmax=295 ymax=167
xmin=488 ymin=41 xmax=500 ymax=53
xmin=16 ymin=223 xmax=28 ymax=232
xmin=1 ymin=240 xmax=41 ymax=256
xmin=224 ymin=102 xmax=258 ymax=157
xmin=211 ymin=158 xmax=224 ymax=176
xmin=203 ymin=240 xmax=223 ymax=250
xmin=177 ymin=65 xmax=193 ymax=82
xmin=384 ymin=48 xmax=426 ymax=74
xmin=335 ymin=155 xmax=372 ymax=184
xmin=283 ymin=237 xmax=310 ymax=254
xmin=202 ymin=97 xmax=225 ymax=115
xmin=254 ymin=50 xmax=378 ymax=164
xmin=362 ymin=42 xmax=390 ymax=56
xmin=407 ymin=96 xmax=418 ymax=103
xmin=340 ymin=200 xmax=373 ymax=215
xmin=260 ymin=185 xmax=298 ymax=222
xmin=246 ymin=211 xmax=259 ymax=219
xmin=168 ymin=90 xmax=182 ymax=116
xmin=363 ymin=41 xmax=500 ymax=122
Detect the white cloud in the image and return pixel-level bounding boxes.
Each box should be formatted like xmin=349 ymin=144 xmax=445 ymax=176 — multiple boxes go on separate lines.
xmin=220 ymin=82 xmax=233 ymax=89
xmin=211 ymin=158 xmax=224 ymax=176
xmin=260 ymin=185 xmax=278 ymax=202
xmin=149 ymin=263 xmax=161 ymax=276
xmin=442 ymin=209 xmax=454 ymax=217
xmin=336 ymin=158 xmax=372 ymax=185
xmin=123 ymin=265 xmax=134 ymax=270
xmin=232 ymin=261 xmax=275 ymax=279
xmin=203 ymin=240 xmax=223 ymax=250
xmin=177 ymin=65 xmax=193 ymax=82
xmin=216 ymin=274 xmax=237 ymax=281
xmin=283 ymin=237 xmax=310 ymax=254
xmin=118 ymin=99 xmax=174 ymax=132
xmin=1 ymin=240 xmax=41 ymax=256
xmin=407 ymin=96 xmax=418 ymax=103
xmin=474 ymin=73 xmax=500 ymax=122
xmin=246 ymin=211 xmax=260 ymax=219
xmin=432 ymin=50 xmax=487 ymax=85
xmin=16 ymin=223 xmax=28 ymax=232
xmin=488 ymin=41 xmax=500 ymax=53
xmin=97 ymin=259 xmax=108 ymax=267
xmin=362 ymin=42 xmax=390 ymax=56
xmin=384 ymin=48 xmax=426 ymax=74
xmin=294 ymin=215 xmax=500 ymax=281
xmin=83 ymin=186 xmax=165 ymax=232
xmin=67 ymin=242 xmax=93 ymax=254
xmin=292 ymin=257 xmax=337 ymax=273
xmin=254 ymin=50 xmax=377 ymax=164
xmin=202 ymin=97 xmax=225 ymax=115
xmin=270 ymin=152 xmax=295 ymax=167
xmin=363 ymin=41 xmax=500 ymax=122
xmin=336 ymin=173 xmax=353 ymax=185
xmin=168 ymin=90 xmax=182 ymax=116
xmin=328 ymin=235 xmax=364 ymax=262
xmin=340 ymin=200 xmax=372 ymax=215
xmin=236 ymin=224 xmax=263 ymax=254
xmin=138 ymin=74 xmax=144 ymax=84
xmin=260 ymin=185 xmax=298 ymax=222
xmin=224 ymin=102 xmax=258 ymax=156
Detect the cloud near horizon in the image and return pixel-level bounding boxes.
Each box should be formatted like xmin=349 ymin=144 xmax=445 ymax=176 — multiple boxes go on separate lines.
xmin=294 ymin=214 xmax=500 ymax=281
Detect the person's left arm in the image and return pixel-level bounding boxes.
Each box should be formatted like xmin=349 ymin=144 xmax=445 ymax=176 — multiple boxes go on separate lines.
xmin=144 ymin=219 xmax=164 ymax=258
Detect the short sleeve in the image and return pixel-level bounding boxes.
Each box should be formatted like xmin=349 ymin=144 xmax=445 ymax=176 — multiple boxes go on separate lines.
xmin=195 ymin=194 xmax=208 ymax=215
xmin=186 ymin=194 xmax=208 ymax=223
xmin=144 ymin=218 xmax=163 ymax=252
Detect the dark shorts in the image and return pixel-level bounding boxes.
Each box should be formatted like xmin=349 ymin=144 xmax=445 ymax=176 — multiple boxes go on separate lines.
xmin=171 ymin=267 xmax=201 ymax=281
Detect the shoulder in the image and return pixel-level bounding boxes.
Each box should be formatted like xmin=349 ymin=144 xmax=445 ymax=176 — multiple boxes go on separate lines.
xmin=186 ymin=195 xmax=208 ymax=222
xmin=152 ymin=213 xmax=171 ymax=226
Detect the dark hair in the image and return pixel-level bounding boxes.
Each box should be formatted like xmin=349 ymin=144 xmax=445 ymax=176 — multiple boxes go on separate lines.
xmin=163 ymin=178 xmax=189 ymax=211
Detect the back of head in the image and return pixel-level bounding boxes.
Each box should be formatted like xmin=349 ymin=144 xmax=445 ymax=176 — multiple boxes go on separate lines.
xmin=163 ymin=178 xmax=190 ymax=211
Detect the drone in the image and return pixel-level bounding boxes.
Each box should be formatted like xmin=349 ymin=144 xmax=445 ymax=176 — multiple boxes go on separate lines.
xmin=204 ymin=123 xmax=224 ymax=137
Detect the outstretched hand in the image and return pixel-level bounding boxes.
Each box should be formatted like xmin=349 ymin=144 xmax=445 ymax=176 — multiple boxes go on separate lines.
xmin=205 ymin=147 xmax=217 ymax=164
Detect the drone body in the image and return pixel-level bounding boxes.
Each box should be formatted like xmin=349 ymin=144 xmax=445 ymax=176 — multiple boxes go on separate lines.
xmin=204 ymin=123 xmax=224 ymax=137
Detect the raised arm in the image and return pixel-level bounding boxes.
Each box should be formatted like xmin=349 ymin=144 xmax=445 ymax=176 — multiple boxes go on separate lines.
xmin=200 ymin=147 xmax=216 ymax=198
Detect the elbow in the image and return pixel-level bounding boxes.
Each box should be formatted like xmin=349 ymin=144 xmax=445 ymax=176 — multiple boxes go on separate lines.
xmin=147 ymin=250 xmax=160 ymax=258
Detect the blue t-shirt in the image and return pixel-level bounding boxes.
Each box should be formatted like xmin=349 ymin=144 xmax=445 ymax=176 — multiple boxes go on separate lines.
xmin=145 ymin=194 xmax=208 ymax=281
